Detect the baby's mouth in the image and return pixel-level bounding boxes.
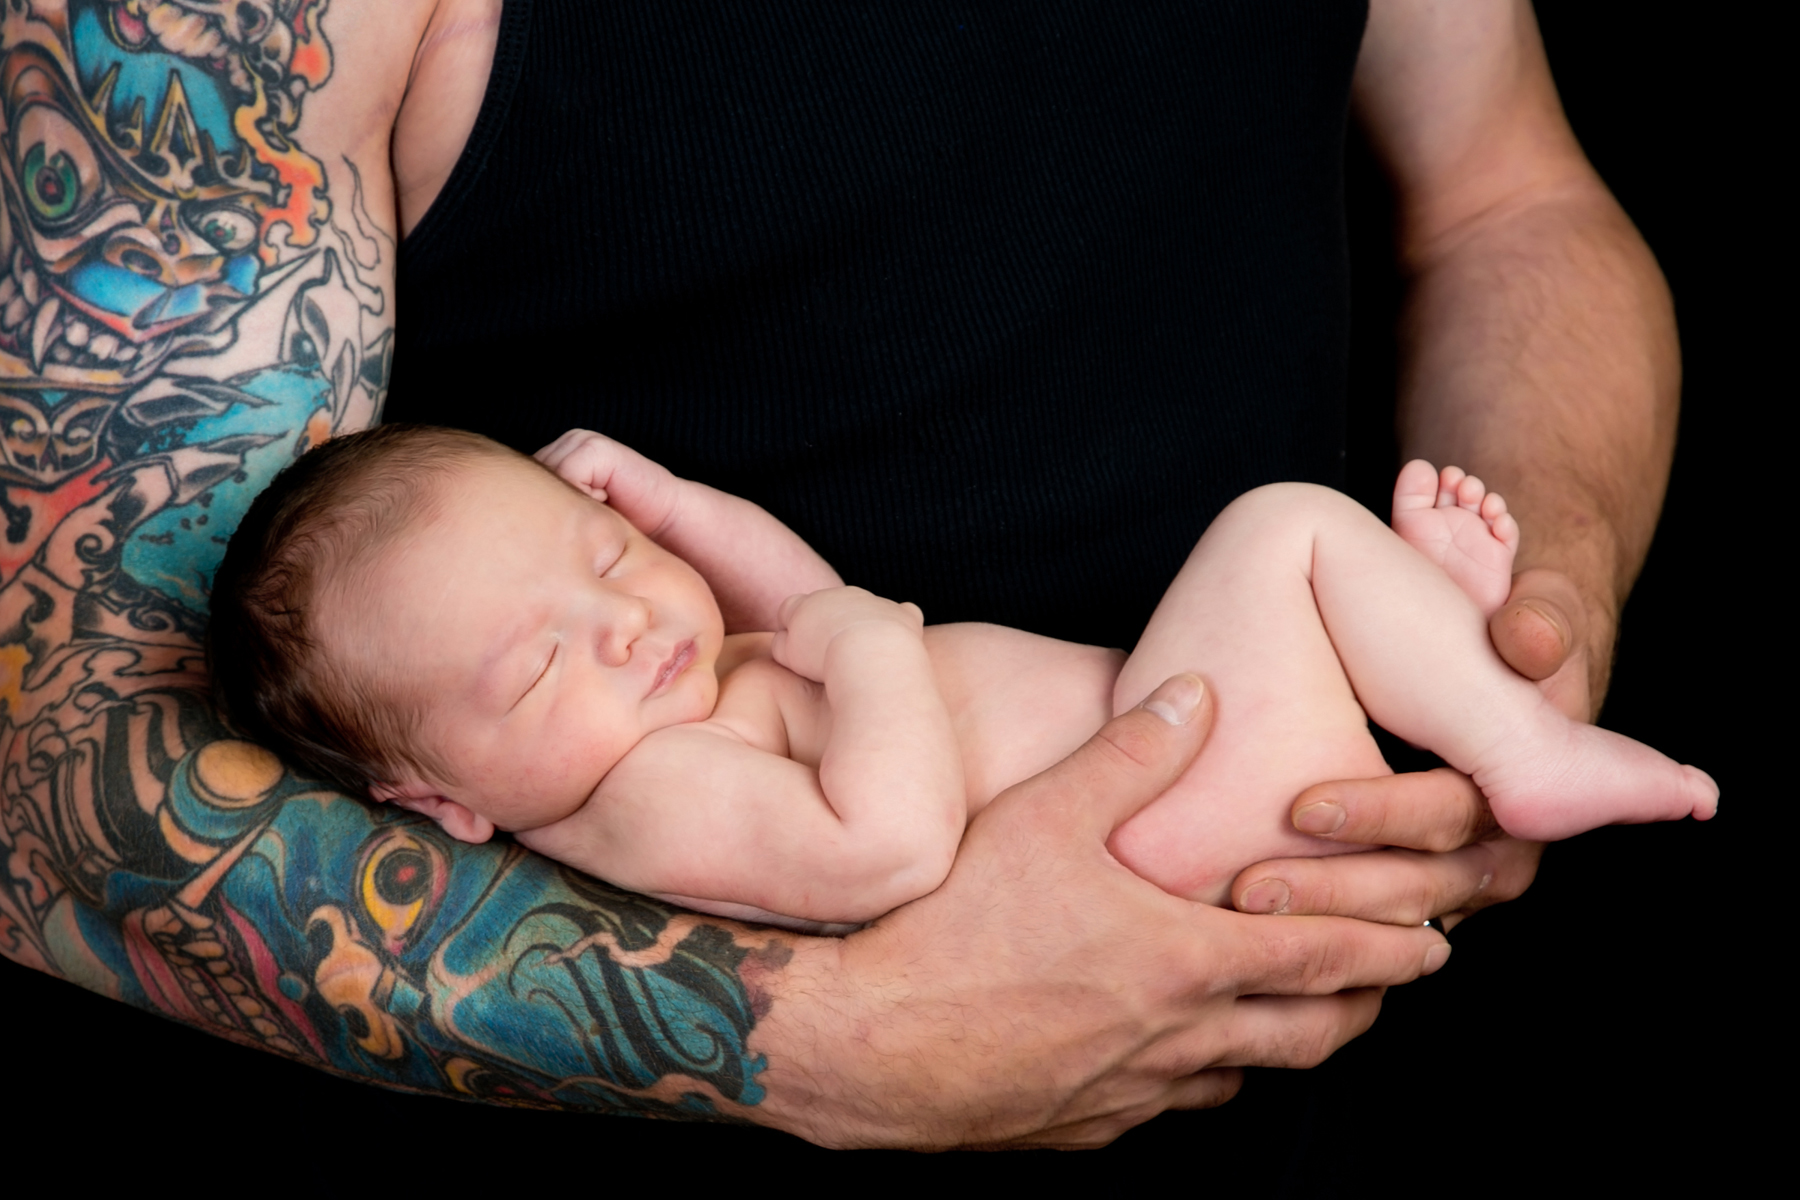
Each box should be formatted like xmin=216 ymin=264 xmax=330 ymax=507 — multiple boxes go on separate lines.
xmin=648 ymin=640 xmax=697 ymax=697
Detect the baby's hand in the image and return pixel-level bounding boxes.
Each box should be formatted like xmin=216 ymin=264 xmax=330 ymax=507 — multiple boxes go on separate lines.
xmin=535 ymin=429 xmax=682 ymax=538
xmin=771 ymin=587 xmax=925 ymax=682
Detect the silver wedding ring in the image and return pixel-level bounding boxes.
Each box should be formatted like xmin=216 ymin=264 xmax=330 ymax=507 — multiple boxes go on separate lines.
xmin=1424 ymin=916 xmax=1448 ymax=935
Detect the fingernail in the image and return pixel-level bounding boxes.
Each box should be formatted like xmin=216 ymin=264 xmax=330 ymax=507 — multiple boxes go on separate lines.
xmin=1423 ymin=942 xmax=1452 ymax=975
xmin=1293 ymin=801 xmax=1346 ymax=836
xmin=1238 ymin=879 xmax=1291 ymax=914
xmin=1142 ymin=674 xmax=1204 ymax=725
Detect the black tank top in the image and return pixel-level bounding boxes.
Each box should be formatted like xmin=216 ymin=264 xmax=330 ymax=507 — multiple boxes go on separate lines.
xmin=391 ymin=0 xmax=1366 ymax=650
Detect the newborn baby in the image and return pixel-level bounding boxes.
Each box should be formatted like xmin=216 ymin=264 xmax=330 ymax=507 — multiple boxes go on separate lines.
xmin=209 ymin=426 xmax=1716 ymax=931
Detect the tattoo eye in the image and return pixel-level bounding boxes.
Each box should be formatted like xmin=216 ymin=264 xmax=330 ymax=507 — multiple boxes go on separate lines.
xmin=188 ymin=205 xmax=259 ymax=254
xmin=23 ymin=144 xmax=79 ymax=220
xmin=13 ymin=107 xmax=103 ymax=228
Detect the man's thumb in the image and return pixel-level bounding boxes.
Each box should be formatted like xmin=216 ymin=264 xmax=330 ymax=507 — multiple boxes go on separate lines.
xmin=1490 ymin=567 xmax=1582 ymax=683
xmin=1066 ymin=674 xmax=1214 ymax=836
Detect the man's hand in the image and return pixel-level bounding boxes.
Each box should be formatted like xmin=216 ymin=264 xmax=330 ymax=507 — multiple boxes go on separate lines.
xmin=1234 ymin=768 xmax=1543 ymax=933
xmin=751 ymin=675 xmax=1451 ymax=1148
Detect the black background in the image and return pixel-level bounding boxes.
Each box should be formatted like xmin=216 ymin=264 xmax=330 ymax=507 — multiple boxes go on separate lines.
xmin=2 ymin=4 xmax=1770 ymax=1190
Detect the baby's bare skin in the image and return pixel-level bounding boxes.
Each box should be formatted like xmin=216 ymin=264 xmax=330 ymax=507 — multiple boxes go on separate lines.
xmin=349 ymin=440 xmax=1716 ymax=930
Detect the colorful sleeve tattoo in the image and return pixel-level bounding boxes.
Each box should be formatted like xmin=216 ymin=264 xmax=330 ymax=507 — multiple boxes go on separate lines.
xmin=0 ymin=0 xmax=770 ymax=1116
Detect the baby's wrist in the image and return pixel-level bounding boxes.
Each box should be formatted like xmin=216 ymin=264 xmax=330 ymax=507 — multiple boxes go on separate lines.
xmin=820 ymin=619 xmax=927 ymax=675
xmin=829 ymin=617 xmax=924 ymax=648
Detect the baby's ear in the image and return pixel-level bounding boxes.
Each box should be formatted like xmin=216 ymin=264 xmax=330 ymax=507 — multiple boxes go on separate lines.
xmin=370 ymin=782 xmax=497 ymax=844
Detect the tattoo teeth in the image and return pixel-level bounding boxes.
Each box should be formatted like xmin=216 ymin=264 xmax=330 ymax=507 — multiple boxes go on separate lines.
xmin=29 ymin=294 xmax=61 ymax=371
xmin=0 ymin=285 xmax=153 ymax=370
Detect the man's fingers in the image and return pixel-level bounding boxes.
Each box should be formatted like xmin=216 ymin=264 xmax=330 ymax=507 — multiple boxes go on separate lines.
xmin=1234 ymin=834 xmax=1544 ymax=926
xmin=1213 ymin=991 xmax=1387 ymax=1069
xmin=1036 ymin=674 xmax=1214 ymax=836
xmin=1232 ymin=844 xmax=1497 ymax=924
xmin=1289 ymin=767 xmax=1496 ymax=852
xmin=1162 ymin=1067 xmax=1244 ymax=1112
xmin=1219 ymin=912 xmax=1448 ymax=995
xmin=1000 ymin=1070 xmax=1245 ymax=1148
xmin=1491 ymin=566 xmax=1584 ymax=683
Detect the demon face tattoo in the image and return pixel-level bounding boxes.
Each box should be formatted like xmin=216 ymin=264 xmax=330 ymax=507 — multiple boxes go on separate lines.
xmin=0 ymin=0 xmax=342 ymax=491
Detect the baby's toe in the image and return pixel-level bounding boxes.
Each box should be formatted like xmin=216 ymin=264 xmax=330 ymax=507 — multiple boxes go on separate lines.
xmin=1393 ymin=459 xmax=1442 ymax=513
xmin=1437 ymin=465 xmax=1467 ymax=508
xmin=1456 ymin=472 xmax=1487 ymax=512
xmin=1684 ymin=765 xmax=1720 ymax=821
xmin=1493 ymin=511 xmax=1520 ymax=552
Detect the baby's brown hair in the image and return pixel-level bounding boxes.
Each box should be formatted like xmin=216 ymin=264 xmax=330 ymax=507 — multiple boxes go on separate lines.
xmin=208 ymin=423 xmax=520 ymax=796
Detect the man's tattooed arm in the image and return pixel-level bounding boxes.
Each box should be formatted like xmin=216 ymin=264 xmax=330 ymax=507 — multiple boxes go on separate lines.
xmin=0 ymin=0 xmax=774 ymax=1117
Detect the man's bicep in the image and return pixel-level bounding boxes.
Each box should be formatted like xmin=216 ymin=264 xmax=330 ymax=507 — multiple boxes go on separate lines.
xmin=1355 ymin=0 xmax=1599 ymax=252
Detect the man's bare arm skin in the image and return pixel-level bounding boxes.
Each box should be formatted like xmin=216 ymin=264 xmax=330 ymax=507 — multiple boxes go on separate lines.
xmin=1234 ymin=0 xmax=1677 ymax=925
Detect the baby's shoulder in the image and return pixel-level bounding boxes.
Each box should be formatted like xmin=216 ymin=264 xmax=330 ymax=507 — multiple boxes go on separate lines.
xmin=716 ymin=636 xmax=822 ymax=709
xmin=604 ymin=719 xmax=762 ymax=789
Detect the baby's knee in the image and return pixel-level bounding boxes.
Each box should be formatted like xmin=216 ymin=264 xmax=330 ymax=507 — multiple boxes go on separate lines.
xmin=1224 ymin=481 xmax=1366 ymax=526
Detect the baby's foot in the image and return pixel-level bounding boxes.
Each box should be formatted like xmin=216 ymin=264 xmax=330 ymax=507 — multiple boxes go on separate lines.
xmin=1392 ymin=460 xmax=1520 ymax=616
xmin=1472 ymin=706 xmax=1720 ymax=843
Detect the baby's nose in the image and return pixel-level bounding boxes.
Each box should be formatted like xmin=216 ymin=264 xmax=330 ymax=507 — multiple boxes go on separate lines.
xmin=595 ymin=594 xmax=650 ymax=664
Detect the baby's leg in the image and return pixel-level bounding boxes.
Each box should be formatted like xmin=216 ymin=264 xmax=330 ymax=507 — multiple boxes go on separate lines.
xmin=1109 ymin=484 xmax=1716 ymax=905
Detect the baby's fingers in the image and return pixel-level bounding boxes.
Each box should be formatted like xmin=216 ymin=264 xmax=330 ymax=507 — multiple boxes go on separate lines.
xmin=533 ymin=428 xmax=588 ymax=460
xmin=533 ymin=429 xmax=612 ymax=498
xmin=775 ymin=592 xmax=811 ymax=630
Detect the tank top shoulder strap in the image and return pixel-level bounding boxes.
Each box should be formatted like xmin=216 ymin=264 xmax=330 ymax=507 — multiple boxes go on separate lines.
xmin=400 ymin=0 xmax=534 ymax=267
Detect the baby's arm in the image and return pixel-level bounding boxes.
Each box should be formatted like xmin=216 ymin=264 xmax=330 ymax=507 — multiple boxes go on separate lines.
xmin=768 ymin=588 xmax=969 ymax=906
xmin=536 ymin=429 xmax=841 ymax=630
xmin=529 ymin=588 xmax=966 ymax=925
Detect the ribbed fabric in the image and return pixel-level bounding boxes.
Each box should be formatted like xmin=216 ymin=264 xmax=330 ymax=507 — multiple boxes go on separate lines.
xmin=392 ymin=0 xmax=1365 ymax=650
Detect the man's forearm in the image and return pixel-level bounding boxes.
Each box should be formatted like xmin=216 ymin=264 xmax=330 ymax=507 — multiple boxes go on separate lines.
xmin=1359 ymin=0 xmax=1680 ymax=709
xmin=1394 ymin=178 xmax=1678 ymax=701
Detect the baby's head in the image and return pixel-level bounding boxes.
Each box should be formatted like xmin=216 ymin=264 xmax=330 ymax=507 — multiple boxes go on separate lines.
xmin=210 ymin=424 xmax=725 ymax=842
